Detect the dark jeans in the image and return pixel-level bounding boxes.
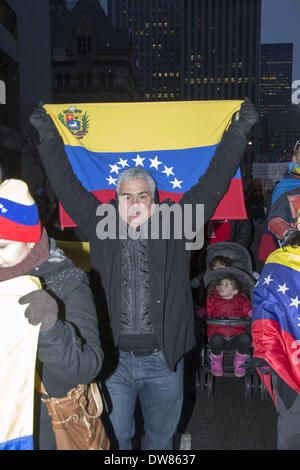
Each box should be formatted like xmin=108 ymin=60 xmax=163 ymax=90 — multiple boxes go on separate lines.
xmin=209 ymin=333 xmax=251 ymax=355
xmin=103 ymin=349 xmax=184 ymax=450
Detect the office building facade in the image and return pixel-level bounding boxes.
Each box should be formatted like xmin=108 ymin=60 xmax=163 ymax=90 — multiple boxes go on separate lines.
xmin=109 ymin=0 xmax=261 ymax=106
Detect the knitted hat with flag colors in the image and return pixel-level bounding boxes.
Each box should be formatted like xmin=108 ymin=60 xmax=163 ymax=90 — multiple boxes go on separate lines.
xmin=0 ymin=179 xmax=41 ymax=243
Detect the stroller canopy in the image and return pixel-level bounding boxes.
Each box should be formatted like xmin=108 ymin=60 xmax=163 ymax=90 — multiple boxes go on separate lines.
xmin=203 ymin=242 xmax=255 ymax=289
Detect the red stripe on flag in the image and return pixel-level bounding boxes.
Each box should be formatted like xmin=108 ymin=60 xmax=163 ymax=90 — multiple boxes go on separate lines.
xmin=0 ymin=217 xmax=41 ymax=242
xmin=252 ymin=318 xmax=300 ymax=394
xmin=59 ymin=178 xmax=246 ymax=227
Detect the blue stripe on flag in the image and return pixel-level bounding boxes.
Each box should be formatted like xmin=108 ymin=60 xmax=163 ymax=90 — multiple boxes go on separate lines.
xmin=0 ymin=434 xmax=33 ymax=450
xmin=0 ymin=198 xmax=39 ymax=226
xmin=65 ymin=144 xmax=241 ymax=193
xmin=253 ymin=262 xmax=300 ymax=341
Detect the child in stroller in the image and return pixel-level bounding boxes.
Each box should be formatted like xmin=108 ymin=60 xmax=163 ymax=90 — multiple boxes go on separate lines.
xmin=203 ymin=242 xmax=255 ymax=378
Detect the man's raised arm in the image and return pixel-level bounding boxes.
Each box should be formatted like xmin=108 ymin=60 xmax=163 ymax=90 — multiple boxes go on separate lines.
xmin=181 ymin=99 xmax=258 ymax=223
xmin=29 ymin=107 xmax=99 ymax=236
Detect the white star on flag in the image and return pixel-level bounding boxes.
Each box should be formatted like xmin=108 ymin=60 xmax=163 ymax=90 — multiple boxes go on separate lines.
xmin=162 ymin=165 xmax=174 ymax=177
xmin=132 ymin=154 xmax=145 ymax=167
xmin=290 ymin=296 xmax=300 ymax=309
xmin=263 ymin=274 xmax=273 ymax=285
xmin=106 ymin=175 xmax=117 ymax=186
xmin=1 ymin=207 xmax=7 ymax=213
xmin=149 ymin=156 xmax=162 ymax=170
xmin=277 ymin=283 xmax=289 ymax=295
xmin=109 ymin=164 xmax=121 ymax=174
xmin=297 ymin=317 xmax=300 ymax=327
xmin=117 ymin=158 xmax=129 ymax=168
xmin=0 ymin=204 xmax=3 ymax=209
xmin=170 ymin=177 xmax=183 ymax=189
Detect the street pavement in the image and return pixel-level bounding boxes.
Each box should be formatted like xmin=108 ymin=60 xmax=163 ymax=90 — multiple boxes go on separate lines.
xmin=177 ymin=371 xmax=277 ymax=450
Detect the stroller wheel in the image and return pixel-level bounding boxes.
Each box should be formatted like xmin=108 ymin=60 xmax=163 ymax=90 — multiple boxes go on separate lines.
xmin=197 ymin=365 xmax=206 ymax=389
xmin=260 ymin=382 xmax=268 ymax=400
xmin=207 ymin=373 xmax=215 ymax=400
xmin=252 ymin=371 xmax=260 ymax=392
xmin=244 ymin=374 xmax=252 ymax=400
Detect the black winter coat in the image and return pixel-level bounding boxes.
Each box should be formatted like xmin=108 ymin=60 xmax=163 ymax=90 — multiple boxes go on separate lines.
xmin=29 ymin=240 xmax=103 ymax=449
xmin=37 ymin=126 xmax=247 ymax=371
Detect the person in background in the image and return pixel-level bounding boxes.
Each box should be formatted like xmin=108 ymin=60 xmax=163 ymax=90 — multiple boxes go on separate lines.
xmin=205 ymin=218 xmax=253 ymax=249
xmin=251 ymin=221 xmax=300 ymax=450
xmin=267 ymin=140 xmax=300 ymax=243
xmin=0 ymin=179 xmax=103 ymax=450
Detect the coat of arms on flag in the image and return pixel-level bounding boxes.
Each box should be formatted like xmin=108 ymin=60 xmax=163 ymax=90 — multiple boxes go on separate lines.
xmin=57 ymin=106 xmax=90 ymax=140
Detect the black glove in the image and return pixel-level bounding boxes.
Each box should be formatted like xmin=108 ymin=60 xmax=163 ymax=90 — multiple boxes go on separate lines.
xmin=230 ymin=98 xmax=259 ymax=139
xmin=244 ymin=356 xmax=272 ymax=375
xmin=29 ymin=105 xmax=59 ymax=144
xmin=19 ymin=289 xmax=58 ymax=331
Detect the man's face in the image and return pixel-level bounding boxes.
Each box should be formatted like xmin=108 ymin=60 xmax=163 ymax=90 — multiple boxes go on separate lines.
xmin=118 ymin=179 xmax=154 ymax=227
xmin=0 ymin=239 xmax=34 ymax=267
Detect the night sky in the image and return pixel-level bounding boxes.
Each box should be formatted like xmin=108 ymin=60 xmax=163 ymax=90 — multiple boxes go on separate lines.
xmin=261 ymin=0 xmax=300 ymax=82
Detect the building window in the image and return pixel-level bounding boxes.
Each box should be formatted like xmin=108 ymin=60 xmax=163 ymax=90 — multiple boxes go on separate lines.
xmin=78 ymin=73 xmax=93 ymax=89
xmin=100 ymin=71 xmax=114 ymax=88
xmin=77 ymin=36 xmax=92 ymax=59
xmin=56 ymin=73 xmax=70 ymax=89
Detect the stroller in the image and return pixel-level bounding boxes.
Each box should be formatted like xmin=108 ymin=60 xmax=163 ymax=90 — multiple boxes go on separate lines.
xmin=193 ymin=242 xmax=267 ymax=400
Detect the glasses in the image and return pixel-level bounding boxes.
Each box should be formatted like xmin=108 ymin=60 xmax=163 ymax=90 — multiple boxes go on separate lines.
xmin=294 ymin=140 xmax=300 ymax=154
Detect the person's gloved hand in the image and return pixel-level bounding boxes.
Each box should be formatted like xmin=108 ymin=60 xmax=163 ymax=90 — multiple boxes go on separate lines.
xmin=19 ymin=289 xmax=58 ymax=331
xmin=230 ymin=98 xmax=259 ymax=139
xmin=244 ymin=356 xmax=271 ymax=375
xmin=29 ymin=104 xmax=59 ymax=144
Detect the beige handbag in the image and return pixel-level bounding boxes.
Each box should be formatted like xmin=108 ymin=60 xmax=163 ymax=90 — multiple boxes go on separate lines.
xmin=40 ymin=381 xmax=110 ymax=450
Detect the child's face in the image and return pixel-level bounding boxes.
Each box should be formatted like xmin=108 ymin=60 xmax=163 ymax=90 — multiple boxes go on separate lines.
xmin=216 ymin=279 xmax=238 ymax=299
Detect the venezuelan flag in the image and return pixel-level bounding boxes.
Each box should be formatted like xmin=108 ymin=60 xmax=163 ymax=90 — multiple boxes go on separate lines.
xmin=0 ymin=276 xmax=41 ymax=450
xmin=44 ymin=101 xmax=246 ymax=227
xmin=252 ymin=247 xmax=300 ymax=401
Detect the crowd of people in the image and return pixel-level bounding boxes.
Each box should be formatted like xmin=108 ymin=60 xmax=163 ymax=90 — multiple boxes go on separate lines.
xmin=3 ymin=97 xmax=300 ymax=451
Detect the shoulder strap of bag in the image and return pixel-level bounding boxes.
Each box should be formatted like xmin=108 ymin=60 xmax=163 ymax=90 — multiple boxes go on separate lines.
xmin=79 ymin=383 xmax=103 ymax=418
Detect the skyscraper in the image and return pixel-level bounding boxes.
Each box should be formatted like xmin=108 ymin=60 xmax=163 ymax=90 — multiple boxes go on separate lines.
xmin=260 ymin=43 xmax=293 ymax=116
xmin=108 ymin=0 xmax=261 ymax=105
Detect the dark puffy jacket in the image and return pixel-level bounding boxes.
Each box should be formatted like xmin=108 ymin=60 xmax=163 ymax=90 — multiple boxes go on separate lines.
xmin=206 ymin=289 xmax=252 ymax=338
xmin=37 ymin=125 xmax=248 ymax=371
xmin=268 ymin=183 xmax=300 ymax=240
xmin=29 ymin=240 xmax=103 ymax=450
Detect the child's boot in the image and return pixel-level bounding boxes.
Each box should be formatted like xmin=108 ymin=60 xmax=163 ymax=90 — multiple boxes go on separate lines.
xmin=209 ymin=352 xmax=223 ymax=376
xmin=234 ymin=351 xmax=249 ymax=377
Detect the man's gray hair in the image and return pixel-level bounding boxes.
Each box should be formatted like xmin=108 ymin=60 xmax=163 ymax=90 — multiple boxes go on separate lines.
xmin=116 ymin=167 xmax=157 ymax=199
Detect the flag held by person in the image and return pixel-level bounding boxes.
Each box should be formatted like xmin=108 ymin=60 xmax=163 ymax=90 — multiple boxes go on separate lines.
xmin=252 ymin=248 xmax=300 ymax=401
xmin=44 ymin=101 xmax=247 ymax=227
xmin=0 ymin=276 xmax=41 ymax=450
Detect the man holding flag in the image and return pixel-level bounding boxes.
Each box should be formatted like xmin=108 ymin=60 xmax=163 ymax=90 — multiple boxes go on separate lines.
xmin=29 ymin=99 xmax=258 ymax=450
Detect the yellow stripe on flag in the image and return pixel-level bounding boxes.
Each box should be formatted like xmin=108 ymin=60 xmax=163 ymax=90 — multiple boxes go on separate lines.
xmin=44 ymin=100 xmax=243 ymax=152
xmin=266 ymin=247 xmax=300 ymax=273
